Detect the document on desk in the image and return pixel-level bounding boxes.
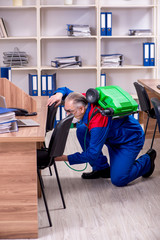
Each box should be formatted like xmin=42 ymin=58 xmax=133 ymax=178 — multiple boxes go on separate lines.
xmin=17 ymin=118 xmax=40 ymax=127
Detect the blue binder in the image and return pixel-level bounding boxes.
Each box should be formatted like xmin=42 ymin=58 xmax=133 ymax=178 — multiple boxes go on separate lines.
xmin=28 ymin=74 xmax=38 ymax=96
xmin=100 ymin=73 xmax=106 ymax=87
xmin=54 ymin=105 xmax=61 ymax=127
xmin=0 ymin=67 xmax=12 ymax=81
xmin=61 ymin=105 xmax=66 ymax=119
xmin=47 ymin=73 xmax=56 ymax=97
xmin=149 ymin=42 xmax=155 ymax=66
xmin=41 ymin=75 xmax=47 ymax=96
xmin=143 ymin=43 xmax=150 ymax=66
xmin=101 ymin=12 xmax=107 ymax=36
xmin=106 ymin=12 xmax=112 ymax=36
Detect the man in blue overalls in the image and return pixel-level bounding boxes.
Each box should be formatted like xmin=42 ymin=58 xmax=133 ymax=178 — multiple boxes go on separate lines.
xmin=47 ymin=87 xmax=156 ymax=187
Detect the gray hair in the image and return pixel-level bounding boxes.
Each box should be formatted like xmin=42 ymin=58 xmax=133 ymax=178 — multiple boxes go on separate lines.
xmin=65 ymin=92 xmax=88 ymax=109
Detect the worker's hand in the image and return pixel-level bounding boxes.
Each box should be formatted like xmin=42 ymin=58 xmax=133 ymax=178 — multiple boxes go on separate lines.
xmin=47 ymin=92 xmax=63 ymax=107
xmin=55 ymin=155 xmax=68 ymax=161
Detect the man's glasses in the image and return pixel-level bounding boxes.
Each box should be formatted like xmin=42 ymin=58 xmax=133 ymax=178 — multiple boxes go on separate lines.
xmin=64 ymin=108 xmax=76 ymax=114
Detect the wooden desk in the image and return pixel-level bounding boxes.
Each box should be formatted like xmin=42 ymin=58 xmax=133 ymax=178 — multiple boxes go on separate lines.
xmin=138 ymin=79 xmax=160 ymax=97
xmin=138 ymin=79 xmax=160 ymax=138
xmin=0 ymin=96 xmax=48 ymax=239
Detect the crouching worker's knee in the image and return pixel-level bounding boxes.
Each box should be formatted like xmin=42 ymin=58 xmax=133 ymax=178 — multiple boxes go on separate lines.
xmin=111 ymin=175 xmax=130 ymax=187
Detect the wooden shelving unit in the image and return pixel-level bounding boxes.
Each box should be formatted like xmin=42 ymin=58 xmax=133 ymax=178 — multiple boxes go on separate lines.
xmin=0 ymin=0 xmax=158 ymax=96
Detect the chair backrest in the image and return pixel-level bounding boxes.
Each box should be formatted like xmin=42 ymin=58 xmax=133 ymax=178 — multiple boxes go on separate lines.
xmin=45 ymin=103 xmax=58 ymax=132
xmin=48 ymin=114 xmax=74 ymax=158
xmin=133 ymin=82 xmax=151 ymax=113
xmin=151 ymin=98 xmax=160 ymax=133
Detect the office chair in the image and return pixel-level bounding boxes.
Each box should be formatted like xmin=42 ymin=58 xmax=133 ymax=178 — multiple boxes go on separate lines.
xmin=45 ymin=103 xmax=58 ymax=176
xmin=151 ymin=97 xmax=160 ymax=134
xmin=133 ymin=82 xmax=157 ymax=149
xmin=37 ymin=113 xmax=74 ymax=227
xmin=46 ymin=103 xmax=58 ymax=132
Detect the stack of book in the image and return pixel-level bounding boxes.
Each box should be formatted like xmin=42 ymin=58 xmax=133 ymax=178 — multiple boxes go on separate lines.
xmin=101 ymin=54 xmax=123 ymax=67
xmin=3 ymin=48 xmax=28 ymax=67
xmin=67 ymin=24 xmax=91 ymax=37
xmin=128 ymin=29 xmax=152 ymax=36
xmin=51 ymin=56 xmax=82 ymax=68
xmin=0 ymin=108 xmax=18 ymax=134
xmin=0 ymin=18 xmax=8 ymax=38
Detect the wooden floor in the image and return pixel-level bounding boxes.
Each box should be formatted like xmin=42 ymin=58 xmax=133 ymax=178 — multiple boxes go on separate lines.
xmin=5 ymin=130 xmax=160 ymax=240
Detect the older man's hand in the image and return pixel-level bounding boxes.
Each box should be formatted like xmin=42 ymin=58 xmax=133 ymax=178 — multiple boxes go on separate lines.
xmin=47 ymin=92 xmax=63 ymax=107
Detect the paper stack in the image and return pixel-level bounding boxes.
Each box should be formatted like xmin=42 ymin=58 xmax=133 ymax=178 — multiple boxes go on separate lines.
xmin=0 ymin=108 xmax=18 ymax=134
xmin=67 ymin=24 xmax=91 ymax=37
xmin=128 ymin=29 xmax=152 ymax=36
xmin=51 ymin=56 xmax=82 ymax=68
xmin=101 ymin=54 xmax=123 ymax=67
xmin=3 ymin=47 xmax=28 ymax=67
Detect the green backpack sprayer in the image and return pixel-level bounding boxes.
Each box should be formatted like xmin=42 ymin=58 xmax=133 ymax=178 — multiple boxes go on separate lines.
xmin=86 ymin=85 xmax=138 ymax=118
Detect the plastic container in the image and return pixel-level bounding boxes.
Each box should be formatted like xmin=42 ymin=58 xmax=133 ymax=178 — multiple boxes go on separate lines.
xmin=86 ymin=85 xmax=138 ymax=117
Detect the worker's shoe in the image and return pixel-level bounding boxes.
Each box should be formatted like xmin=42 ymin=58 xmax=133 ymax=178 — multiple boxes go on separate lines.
xmin=81 ymin=167 xmax=110 ymax=179
xmin=143 ymin=149 xmax=156 ymax=178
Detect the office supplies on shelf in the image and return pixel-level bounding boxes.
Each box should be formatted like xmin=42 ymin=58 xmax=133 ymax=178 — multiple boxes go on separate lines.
xmin=143 ymin=42 xmax=155 ymax=66
xmin=101 ymin=12 xmax=107 ymax=36
xmin=0 ymin=67 xmax=12 ymax=81
xmin=51 ymin=56 xmax=82 ymax=68
xmin=0 ymin=18 xmax=8 ymax=38
xmin=106 ymin=12 xmax=112 ymax=36
xmin=29 ymin=74 xmax=38 ymax=96
xmin=47 ymin=74 xmax=56 ymax=97
xmin=67 ymin=24 xmax=91 ymax=37
xmin=0 ymin=108 xmax=18 ymax=134
xmin=41 ymin=75 xmax=47 ymax=96
xmin=100 ymin=12 xmax=112 ymax=36
xmin=101 ymin=54 xmax=123 ymax=67
xmin=51 ymin=61 xmax=82 ymax=68
xmin=128 ymin=29 xmax=152 ymax=36
xmin=55 ymin=55 xmax=80 ymax=63
xmin=3 ymin=47 xmax=28 ymax=67
xmin=143 ymin=43 xmax=150 ymax=66
xmin=149 ymin=42 xmax=155 ymax=66
xmin=41 ymin=74 xmax=56 ymax=96
xmin=100 ymin=73 xmax=106 ymax=87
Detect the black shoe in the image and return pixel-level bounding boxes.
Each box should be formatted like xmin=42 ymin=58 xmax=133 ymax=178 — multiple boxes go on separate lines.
xmin=143 ymin=149 xmax=156 ymax=178
xmin=81 ymin=167 xmax=110 ymax=179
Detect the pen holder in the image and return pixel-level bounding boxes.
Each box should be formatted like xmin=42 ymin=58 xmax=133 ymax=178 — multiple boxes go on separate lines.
xmin=13 ymin=0 xmax=23 ymax=6
xmin=64 ymin=0 xmax=73 ymax=5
